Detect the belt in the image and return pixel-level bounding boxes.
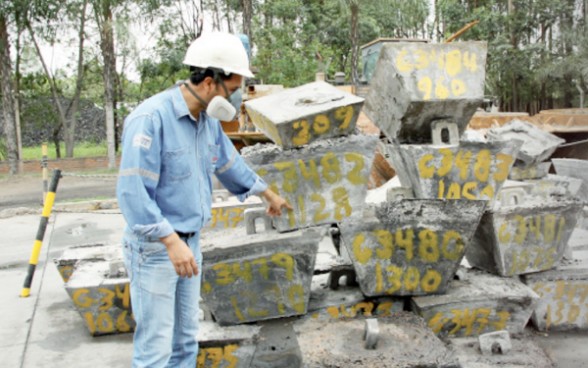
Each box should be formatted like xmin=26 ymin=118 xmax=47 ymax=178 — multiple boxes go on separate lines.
xmin=176 ymin=230 xmax=196 ymax=239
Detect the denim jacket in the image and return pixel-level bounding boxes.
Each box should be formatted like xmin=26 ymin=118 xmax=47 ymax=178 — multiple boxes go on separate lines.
xmin=117 ymin=85 xmax=267 ymax=239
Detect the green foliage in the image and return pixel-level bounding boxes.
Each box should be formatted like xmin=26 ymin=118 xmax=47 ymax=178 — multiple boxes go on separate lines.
xmin=0 ymin=138 xmax=6 ymax=161
xmin=435 ymin=0 xmax=587 ymax=112
xmin=250 ymin=0 xmax=426 ymax=86
xmin=7 ymin=0 xmax=588 ymax=133
xmin=21 ymin=141 xmax=108 ymax=160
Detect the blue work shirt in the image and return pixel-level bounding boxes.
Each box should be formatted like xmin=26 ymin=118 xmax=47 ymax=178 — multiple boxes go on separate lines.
xmin=117 ymin=85 xmax=268 ymax=239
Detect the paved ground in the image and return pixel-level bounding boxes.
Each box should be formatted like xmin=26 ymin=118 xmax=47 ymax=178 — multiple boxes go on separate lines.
xmin=0 ymin=173 xmax=117 ymax=211
xmin=1 ymin=175 xmax=588 ymax=367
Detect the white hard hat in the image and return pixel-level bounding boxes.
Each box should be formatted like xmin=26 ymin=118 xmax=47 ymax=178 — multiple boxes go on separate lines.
xmin=183 ymin=32 xmax=254 ymax=78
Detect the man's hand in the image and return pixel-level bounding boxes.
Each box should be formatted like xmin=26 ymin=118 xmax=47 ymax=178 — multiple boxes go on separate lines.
xmin=160 ymin=233 xmax=199 ymax=277
xmin=261 ymin=188 xmax=293 ymax=217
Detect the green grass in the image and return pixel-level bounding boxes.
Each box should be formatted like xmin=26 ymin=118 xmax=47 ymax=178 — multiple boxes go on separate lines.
xmin=21 ymin=141 xmax=109 ymax=161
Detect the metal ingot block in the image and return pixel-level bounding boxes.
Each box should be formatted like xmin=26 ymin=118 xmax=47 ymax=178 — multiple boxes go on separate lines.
xmin=339 ymin=199 xmax=486 ymax=297
xmin=508 ymin=162 xmax=551 ymax=180
xmin=200 ymin=228 xmax=322 ymax=325
xmin=523 ymin=248 xmax=588 ymax=331
xmin=412 ymin=269 xmax=538 ymax=338
xmin=54 ymin=243 xmax=121 ymax=283
xmin=65 ymin=260 xmax=133 ymax=336
xmin=243 ymin=134 xmax=378 ymax=232
xmin=197 ymin=321 xmax=260 ymax=368
xmin=467 ymin=199 xmax=584 ymax=276
xmin=364 ymin=42 xmax=487 ymax=143
xmin=552 ymin=158 xmax=588 ymax=202
xmin=244 ymin=81 xmax=364 ymax=149
xmin=206 ymin=195 xmax=263 ymax=232
xmin=487 ymin=120 xmax=565 ymax=167
xmin=526 ymin=174 xmax=583 ymax=200
xmin=306 ymin=274 xmax=404 ymax=321
xmin=383 ymin=140 xmax=522 ymax=205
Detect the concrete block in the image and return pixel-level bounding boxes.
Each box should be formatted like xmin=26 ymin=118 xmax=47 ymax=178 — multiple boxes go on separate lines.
xmin=197 ymin=321 xmax=260 ymax=368
xmin=450 ymin=335 xmax=554 ymax=367
xmin=307 ymin=273 xmax=404 ymax=321
xmin=64 ymin=260 xmax=134 ymax=336
xmin=200 ymin=228 xmax=323 ymax=325
xmin=364 ymin=42 xmax=487 ymax=144
xmin=383 ymin=140 xmax=522 ymax=205
xmin=411 ymin=269 xmax=538 ymax=338
xmin=552 ymin=158 xmax=588 ymax=202
xmin=478 ymin=330 xmax=512 ymax=355
xmin=523 ymin=248 xmax=588 ymax=331
xmin=467 ymin=198 xmax=583 ymax=276
xmin=54 ymin=243 xmax=121 ymax=282
xmin=526 ymin=174 xmax=583 ymax=200
xmin=487 ymin=120 xmax=565 ymax=167
xmin=339 ymin=199 xmax=486 ymax=296
xmin=243 ymin=134 xmax=378 ymax=232
xmin=509 ymin=161 xmax=551 ymax=180
xmin=244 ymin=81 xmax=364 ymax=149
xmin=295 ymin=312 xmax=460 ymax=367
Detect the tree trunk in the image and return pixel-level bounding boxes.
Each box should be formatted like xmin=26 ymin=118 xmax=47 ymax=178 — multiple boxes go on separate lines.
xmin=65 ymin=0 xmax=88 ymax=158
xmin=14 ymin=23 xmax=23 ymax=173
xmin=225 ymin=2 xmax=232 ymax=33
xmin=96 ymin=1 xmax=117 ymax=169
xmin=242 ymin=0 xmax=253 ymax=48
xmin=213 ymin=0 xmax=221 ymax=30
xmin=26 ymin=20 xmax=68 ymax=158
xmin=0 ymin=15 xmax=19 ymax=174
xmin=564 ymin=0 xmax=575 ymax=108
xmin=507 ymin=0 xmax=518 ymax=112
xmin=349 ymin=2 xmax=359 ymax=86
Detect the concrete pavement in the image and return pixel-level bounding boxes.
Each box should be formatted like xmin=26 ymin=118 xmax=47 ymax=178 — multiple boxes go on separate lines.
xmin=1 ymin=211 xmax=132 ymax=368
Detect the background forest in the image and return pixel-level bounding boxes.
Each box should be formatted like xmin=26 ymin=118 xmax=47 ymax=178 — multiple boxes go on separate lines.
xmin=0 ymin=0 xmax=587 ymax=174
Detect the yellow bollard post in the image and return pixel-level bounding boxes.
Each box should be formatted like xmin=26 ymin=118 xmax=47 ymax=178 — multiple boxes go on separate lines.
xmin=21 ymin=169 xmax=62 ymax=298
xmin=41 ymin=144 xmax=48 ymax=205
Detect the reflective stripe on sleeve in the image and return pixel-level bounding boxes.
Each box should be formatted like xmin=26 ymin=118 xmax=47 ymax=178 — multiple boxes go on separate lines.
xmin=119 ymin=168 xmax=160 ymax=181
xmin=216 ymin=150 xmax=237 ymax=174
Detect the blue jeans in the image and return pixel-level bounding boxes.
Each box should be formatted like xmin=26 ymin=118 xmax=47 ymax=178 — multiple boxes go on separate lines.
xmin=122 ymin=228 xmax=202 ymax=368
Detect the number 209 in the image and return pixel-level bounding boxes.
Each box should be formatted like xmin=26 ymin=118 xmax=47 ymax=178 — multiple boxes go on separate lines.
xmin=292 ymin=106 xmax=355 ymax=146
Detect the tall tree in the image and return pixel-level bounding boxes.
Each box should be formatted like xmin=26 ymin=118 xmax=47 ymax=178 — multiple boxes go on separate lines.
xmin=93 ymin=0 xmax=117 ymax=169
xmin=0 ymin=9 xmax=18 ymax=174
xmin=61 ymin=0 xmax=89 ymax=157
xmin=242 ymin=0 xmax=253 ymax=47
xmin=23 ymin=0 xmax=90 ymax=158
xmin=348 ymin=0 xmax=360 ymax=85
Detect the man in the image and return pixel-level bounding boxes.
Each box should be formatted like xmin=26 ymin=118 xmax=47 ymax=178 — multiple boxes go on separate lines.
xmin=117 ymin=32 xmax=291 ymax=368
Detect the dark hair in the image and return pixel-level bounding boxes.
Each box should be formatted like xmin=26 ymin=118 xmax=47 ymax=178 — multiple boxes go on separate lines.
xmin=189 ymin=66 xmax=232 ymax=85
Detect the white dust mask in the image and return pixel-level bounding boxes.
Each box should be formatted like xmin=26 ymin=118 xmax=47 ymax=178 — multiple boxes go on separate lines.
xmin=206 ymin=95 xmax=237 ymax=122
